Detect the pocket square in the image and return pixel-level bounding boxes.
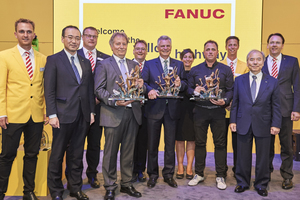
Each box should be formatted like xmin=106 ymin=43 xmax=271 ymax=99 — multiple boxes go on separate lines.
xmin=97 ymin=57 xmax=104 ymax=61
xmin=40 ymin=67 xmax=45 ymax=71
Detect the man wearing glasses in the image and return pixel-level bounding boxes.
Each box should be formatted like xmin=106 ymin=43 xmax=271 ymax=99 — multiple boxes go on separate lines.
xmin=45 ymin=25 xmax=95 ymax=200
xmin=77 ymin=26 xmax=109 ymax=188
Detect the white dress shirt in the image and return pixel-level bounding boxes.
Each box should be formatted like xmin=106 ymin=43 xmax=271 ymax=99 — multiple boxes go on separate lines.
xmin=83 ymin=47 xmax=96 ymax=65
xmin=267 ymin=53 xmax=282 ymax=76
xmin=64 ymin=49 xmax=82 ymax=78
xmin=17 ymin=44 xmax=35 ymax=73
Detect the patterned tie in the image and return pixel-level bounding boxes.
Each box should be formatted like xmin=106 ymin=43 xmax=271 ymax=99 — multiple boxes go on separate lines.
xmin=230 ymin=61 xmax=234 ymax=74
xmin=88 ymin=51 xmax=95 ymax=72
xmin=25 ymin=51 xmax=33 ymax=80
xmin=139 ymin=62 xmax=143 ymax=72
xmin=119 ymin=59 xmax=127 ymax=87
xmin=251 ymin=75 xmax=257 ymax=102
xmin=71 ymin=56 xmax=81 ymax=84
xmin=271 ymin=58 xmax=278 ymax=78
xmin=164 ymin=60 xmax=168 ymax=76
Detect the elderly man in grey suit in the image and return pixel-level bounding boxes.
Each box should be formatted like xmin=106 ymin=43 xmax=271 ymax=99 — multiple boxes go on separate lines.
xmin=94 ymin=32 xmax=144 ymax=200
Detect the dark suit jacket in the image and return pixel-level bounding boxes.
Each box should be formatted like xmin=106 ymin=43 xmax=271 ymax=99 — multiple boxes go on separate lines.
xmin=142 ymin=57 xmax=188 ymax=120
xmin=44 ymin=50 xmax=95 ymax=123
xmin=262 ymin=55 xmax=300 ymax=117
xmin=94 ymin=56 xmax=143 ymax=127
xmin=77 ymin=48 xmax=110 ymax=66
xmin=230 ymin=73 xmax=281 ymax=137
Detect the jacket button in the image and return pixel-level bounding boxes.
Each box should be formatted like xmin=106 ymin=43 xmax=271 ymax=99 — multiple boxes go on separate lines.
xmin=31 ymin=96 xmax=33 ymax=98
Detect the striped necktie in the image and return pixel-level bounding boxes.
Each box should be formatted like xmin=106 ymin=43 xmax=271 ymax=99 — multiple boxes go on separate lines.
xmin=164 ymin=60 xmax=168 ymax=76
xmin=271 ymin=58 xmax=278 ymax=78
xmin=230 ymin=61 xmax=234 ymax=74
xmin=71 ymin=56 xmax=81 ymax=84
xmin=88 ymin=51 xmax=95 ymax=72
xmin=139 ymin=62 xmax=143 ymax=72
xmin=25 ymin=51 xmax=33 ymax=80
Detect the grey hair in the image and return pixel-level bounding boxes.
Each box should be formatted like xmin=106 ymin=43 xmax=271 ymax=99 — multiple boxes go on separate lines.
xmin=157 ymin=35 xmax=172 ymax=46
xmin=109 ymin=32 xmax=128 ymax=46
xmin=246 ymin=49 xmax=265 ymax=61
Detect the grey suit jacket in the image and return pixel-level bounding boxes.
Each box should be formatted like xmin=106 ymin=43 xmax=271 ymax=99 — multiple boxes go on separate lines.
xmin=94 ymin=56 xmax=143 ymax=127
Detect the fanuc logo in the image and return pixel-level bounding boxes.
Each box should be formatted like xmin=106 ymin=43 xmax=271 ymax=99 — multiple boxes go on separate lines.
xmin=165 ymin=9 xmax=225 ymax=19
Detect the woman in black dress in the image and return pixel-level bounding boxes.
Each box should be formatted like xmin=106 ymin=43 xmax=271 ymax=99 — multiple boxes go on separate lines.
xmin=175 ymin=49 xmax=195 ymax=180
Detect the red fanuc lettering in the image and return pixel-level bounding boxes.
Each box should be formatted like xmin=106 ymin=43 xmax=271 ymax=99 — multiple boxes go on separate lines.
xmin=187 ymin=9 xmax=198 ymax=18
xmin=213 ymin=9 xmax=225 ymax=19
xmin=165 ymin=9 xmax=225 ymax=19
xmin=174 ymin=9 xmax=185 ymax=18
xmin=165 ymin=9 xmax=174 ymax=18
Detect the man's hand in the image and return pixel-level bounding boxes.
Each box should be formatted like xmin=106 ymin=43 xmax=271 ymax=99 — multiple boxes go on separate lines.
xmin=270 ymin=127 xmax=280 ymax=135
xmin=90 ymin=113 xmax=95 ymax=125
xmin=44 ymin=114 xmax=49 ymax=125
xmin=194 ymin=86 xmax=205 ymax=94
xmin=291 ymin=112 xmax=300 ymax=121
xmin=49 ymin=117 xmax=60 ymax=129
xmin=148 ymin=89 xmax=158 ymax=99
xmin=230 ymin=123 xmax=236 ymax=132
xmin=174 ymin=77 xmax=181 ymax=87
xmin=225 ymin=101 xmax=232 ymax=111
xmin=0 ymin=117 xmax=9 ymax=129
xmin=116 ymin=100 xmax=134 ymax=106
xmin=95 ymin=97 xmax=101 ymax=105
xmin=210 ymin=99 xmax=225 ymax=106
xmin=137 ymin=78 xmax=144 ymax=88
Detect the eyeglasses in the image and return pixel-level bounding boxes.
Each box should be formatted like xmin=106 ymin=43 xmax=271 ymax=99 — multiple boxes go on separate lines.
xmin=83 ymin=34 xmax=98 ymax=39
xmin=64 ymin=35 xmax=81 ymax=41
xmin=135 ymin=48 xmax=146 ymax=51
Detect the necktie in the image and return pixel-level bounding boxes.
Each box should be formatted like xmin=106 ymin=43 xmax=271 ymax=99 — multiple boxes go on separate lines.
xmin=119 ymin=59 xmax=127 ymax=87
xmin=271 ymin=58 xmax=278 ymax=78
xmin=88 ymin=51 xmax=95 ymax=72
xmin=251 ymin=75 xmax=257 ymax=102
xmin=230 ymin=61 xmax=234 ymax=74
xmin=164 ymin=60 xmax=168 ymax=76
xmin=25 ymin=51 xmax=33 ymax=80
xmin=71 ymin=56 xmax=81 ymax=84
xmin=139 ymin=62 xmax=143 ymax=72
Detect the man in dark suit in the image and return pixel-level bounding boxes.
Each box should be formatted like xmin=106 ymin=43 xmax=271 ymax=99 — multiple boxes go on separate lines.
xmin=44 ymin=25 xmax=95 ymax=200
xmin=77 ymin=26 xmax=109 ymax=188
xmin=262 ymin=33 xmax=300 ymax=189
xmin=187 ymin=40 xmax=233 ymax=190
xmin=230 ymin=50 xmax=281 ymax=197
xmin=142 ymin=35 xmax=187 ymax=188
xmin=94 ymin=32 xmax=144 ymax=200
xmin=131 ymin=40 xmax=148 ymax=183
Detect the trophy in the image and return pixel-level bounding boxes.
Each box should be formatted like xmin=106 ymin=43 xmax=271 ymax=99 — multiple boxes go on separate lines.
xmin=154 ymin=66 xmax=183 ymax=99
xmin=190 ymin=69 xmax=226 ymax=101
xmin=109 ymin=65 xmax=146 ymax=101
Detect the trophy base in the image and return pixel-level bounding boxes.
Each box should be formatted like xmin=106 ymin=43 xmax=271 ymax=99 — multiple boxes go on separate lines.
xmin=190 ymin=97 xmax=227 ymax=101
xmin=157 ymin=95 xmax=183 ymax=99
xmin=108 ymin=97 xmax=147 ymax=101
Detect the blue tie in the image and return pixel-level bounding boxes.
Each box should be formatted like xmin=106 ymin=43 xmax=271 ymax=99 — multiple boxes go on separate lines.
xmin=251 ymin=75 xmax=257 ymax=102
xmin=71 ymin=56 xmax=81 ymax=84
xmin=164 ymin=60 xmax=168 ymax=76
xmin=119 ymin=59 xmax=127 ymax=87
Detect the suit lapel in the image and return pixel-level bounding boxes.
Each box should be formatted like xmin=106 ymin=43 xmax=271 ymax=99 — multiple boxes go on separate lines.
xmin=78 ymin=54 xmax=87 ymax=83
xmin=277 ymin=54 xmax=287 ymax=81
xmin=12 ymin=46 xmax=31 ymax=81
xmin=59 ymin=50 xmax=79 ymax=83
xmin=110 ymin=57 xmax=122 ymax=78
xmin=32 ymin=49 xmax=40 ymax=81
xmin=255 ymin=74 xmax=268 ymax=103
xmin=262 ymin=56 xmax=270 ymax=75
xmin=155 ymin=57 xmax=164 ymax=77
xmin=242 ymin=74 xmax=252 ymax=102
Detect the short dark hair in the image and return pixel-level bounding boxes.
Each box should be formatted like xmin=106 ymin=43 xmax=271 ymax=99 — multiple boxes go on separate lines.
xmin=109 ymin=32 xmax=128 ymax=46
xmin=180 ymin=48 xmax=195 ymax=60
xmin=83 ymin=26 xmax=98 ymax=35
xmin=204 ymin=40 xmax=218 ymax=50
xmin=134 ymin=40 xmax=147 ymax=49
xmin=15 ymin=18 xmax=35 ymax=31
xmin=62 ymin=25 xmax=81 ymax=37
xmin=267 ymin=33 xmax=285 ymax=44
xmin=225 ymin=36 xmax=240 ymax=46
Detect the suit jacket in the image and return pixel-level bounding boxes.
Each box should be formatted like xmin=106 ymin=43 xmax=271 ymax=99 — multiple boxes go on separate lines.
xmin=142 ymin=57 xmax=188 ymax=120
xmin=0 ymin=46 xmax=46 ymax=123
xmin=262 ymin=55 xmax=300 ymax=117
xmin=220 ymin=58 xmax=249 ymax=118
xmin=44 ymin=50 xmax=95 ymax=124
xmin=77 ymin=48 xmax=110 ymax=68
xmin=230 ymin=73 xmax=281 ymax=137
xmin=94 ymin=56 xmax=143 ymax=127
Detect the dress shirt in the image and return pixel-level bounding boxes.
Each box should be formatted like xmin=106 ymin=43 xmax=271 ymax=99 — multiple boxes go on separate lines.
xmin=17 ymin=44 xmax=35 ymax=73
xmin=249 ymin=71 xmax=263 ymax=99
xmin=159 ymin=56 xmax=172 ymax=71
xmin=226 ymin=57 xmax=237 ymax=74
xmin=64 ymin=49 xmax=82 ymax=78
xmin=82 ymin=47 xmax=96 ymax=65
xmin=267 ymin=53 xmax=282 ymax=76
xmin=133 ymin=59 xmax=145 ymax=71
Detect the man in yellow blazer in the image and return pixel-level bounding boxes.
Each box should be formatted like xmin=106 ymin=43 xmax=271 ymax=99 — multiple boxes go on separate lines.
xmin=0 ymin=18 xmax=47 ymax=200
xmin=220 ymin=36 xmax=248 ymax=177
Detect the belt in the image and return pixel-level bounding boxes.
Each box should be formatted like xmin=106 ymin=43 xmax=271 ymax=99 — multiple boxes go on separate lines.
xmin=196 ymin=105 xmax=220 ymax=109
xmin=124 ymin=106 xmax=132 ymax=109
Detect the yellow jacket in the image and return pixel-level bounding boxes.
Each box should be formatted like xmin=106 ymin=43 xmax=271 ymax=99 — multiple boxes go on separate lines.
xmin=0 ymin=46 xmax=46 ymax=123
xmin=220 ymin=59 xmax=249 ymax=118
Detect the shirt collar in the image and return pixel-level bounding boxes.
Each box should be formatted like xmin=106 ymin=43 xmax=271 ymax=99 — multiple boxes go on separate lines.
xmin=159 ymin=56 xmax=170 ymax=64
xmin=226 ymin=57 xmax=237 ymax=65
xmin=83 ymin=46 xmax=96 ymax=56
xmin=17 ymin=44 xmax=33 ymax=56
xmin=269 ymin=53 xmax=282 ymax=62
xmin=64 ymin=49 xmax=78 ymax=60
xmin=205 ymin=61 xmax=218 ymax=69
xmin=249 ymin=71 xmax=263 ymax=79
xmin=133 ymin=59 xmax=145 ymax=65
xmin=113 ymin=54 xmax=126 ymax=63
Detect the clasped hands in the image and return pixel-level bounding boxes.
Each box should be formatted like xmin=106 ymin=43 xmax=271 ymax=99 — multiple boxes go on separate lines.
xmin=148 ymin=77 xmax=181 ymax=99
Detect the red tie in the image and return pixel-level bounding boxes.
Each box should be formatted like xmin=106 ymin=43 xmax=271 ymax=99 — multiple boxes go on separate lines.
xmin=25 ymin=51 xmax=33 ymax=80
xmin=88 ymin=51 xmax=95 ymax=72
xmin=230 ymin=62 xmax=234 ymax=74
xmin=271 ymin=58 xmax=278 ymax=78
xmin=139 ymin=62 xmax=143 ymax=72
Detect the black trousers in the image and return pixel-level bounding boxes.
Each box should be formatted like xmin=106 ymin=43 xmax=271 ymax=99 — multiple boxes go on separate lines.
xmin=269 ymin=117 xmax=293 ymax=179
xmin=147 ymin=105 xmax=177 ymax=179
xmin=86 ymin=104 xmax=103 ymax=179
xmin=236 ymin=127 xmax=270 ymax=189
xmin=193 ymin=107 xmax=227 ymax=178
xmin=0 ymin=117 xmax=43 ymax=194
xmin=133 ymin=106 xmax=148 ymax=173
xmin=225 ymin=118 xmax=237 ymax=173
xmin=47 ymin=112 xmax=89 ymax=197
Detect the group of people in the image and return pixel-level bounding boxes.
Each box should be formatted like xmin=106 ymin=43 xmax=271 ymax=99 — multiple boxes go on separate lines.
xmin=0 ymin=18 xmax=299 ymax=200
